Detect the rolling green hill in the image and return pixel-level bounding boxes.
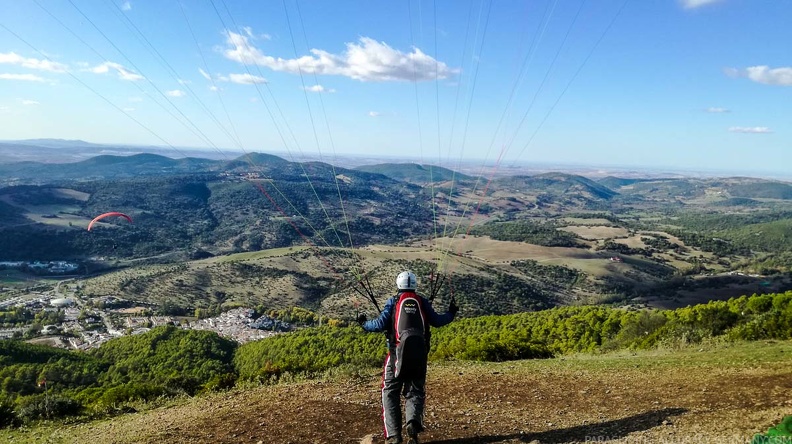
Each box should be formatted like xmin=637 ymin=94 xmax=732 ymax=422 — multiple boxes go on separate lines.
xmin=494 ymin=173 xmax=618 ymax=200
xmin=354 ymin=162 xmax=473 ymax=184
xmin=0 ymin=153 xmax=222 ymax=183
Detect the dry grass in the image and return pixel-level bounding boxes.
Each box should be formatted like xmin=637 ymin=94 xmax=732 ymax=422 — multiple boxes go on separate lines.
xmin=427 ymin=236 xmax=599 ymax=264
xmin=52 ymin=188 xmax=90 ymax=201
xmin=561 ymin=217 xmax=615 ymax=226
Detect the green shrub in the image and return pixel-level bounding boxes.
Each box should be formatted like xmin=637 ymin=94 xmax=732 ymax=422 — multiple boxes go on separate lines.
xmin=15 ymin=394 xmax=81 ymax=421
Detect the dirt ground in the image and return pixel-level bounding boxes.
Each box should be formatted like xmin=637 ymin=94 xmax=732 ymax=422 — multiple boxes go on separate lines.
xmin=8 ymin=341 xmax=791 ymax=444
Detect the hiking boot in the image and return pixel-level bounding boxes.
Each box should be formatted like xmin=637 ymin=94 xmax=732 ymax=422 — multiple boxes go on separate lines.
xmin=385 ymin=436 xmax=402 ymax=444
xmin=405 ymin=422 xmax=420 ymax=444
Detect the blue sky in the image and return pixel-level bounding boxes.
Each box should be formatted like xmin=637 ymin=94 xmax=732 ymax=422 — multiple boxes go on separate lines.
xmin=0 ymin=0 xmax=790 ymax=175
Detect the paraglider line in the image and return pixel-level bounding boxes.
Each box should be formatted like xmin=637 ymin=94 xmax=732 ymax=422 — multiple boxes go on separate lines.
xmin=252 ymin=181 xmax=342 ymax=279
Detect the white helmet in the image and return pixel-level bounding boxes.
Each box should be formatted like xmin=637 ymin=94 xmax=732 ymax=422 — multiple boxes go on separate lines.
xmin=396 ymin=271 xmax=417 ymax=290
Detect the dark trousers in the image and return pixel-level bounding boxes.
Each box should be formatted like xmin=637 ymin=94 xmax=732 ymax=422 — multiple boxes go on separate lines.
xmin=381 ymin=353 xmax=426 ymax=439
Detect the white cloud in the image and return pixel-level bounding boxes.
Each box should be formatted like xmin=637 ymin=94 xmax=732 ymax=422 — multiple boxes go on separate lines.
xmin=122 ymin=1 xmax=132 ymax=11
xmin=249 ymin=97 xmax=259 ymax=103
xmin=209 ymin=85 xmax=220 ymax=92
xmin=227 ymin=73 xmax=267 ymax=84
xmin=705 ymin=107 xmax=730 ymax=113
xmin=88 ymin=62 xmax=144 ymax=81
xmin=166 ymin=89 xmax=186 ymax=97
xmin=0 ymin=73 xmax=46 ymax=82
xmin=728 ymin=65 xmax=792 ymax=86
xmin=21 ymin=99 xmax=39 ymax=106
xmin=681 ymin=0 xmax=725 ymax=9
xmin=177 ymin=79 xmax=191 ymax=85
xmin=198 ymin=68 xmax=212 ymax=80
xmin=123 ymin=107 xmax=135 ymax=112
xmin=0 ymin=52 xmax=68 ymax=73
xmin=129 ymin=96 xmax=143 ymax=102
xmin=304 ymin=84 xmax=335 ymax=93
xmin=729 ymin=126 xmax=772 ymax=134
xmin=222 ymin=31 xmax=456 ymax=82
xmin=368 ymin=111 xmax=382 ymax=117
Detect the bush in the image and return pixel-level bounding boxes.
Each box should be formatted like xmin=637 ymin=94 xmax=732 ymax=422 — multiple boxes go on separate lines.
xmin=203 ymin=373 xmax=237 ymax=392
xmin=96 ymin=384 xmax=166 ymax=410
xmin=15 ymin=394 xmax=81 ymax=421
xmin=460 ymin=338 xmax=552 ymax=361
xmin=0 ymin=395 xmax=17 ymax=428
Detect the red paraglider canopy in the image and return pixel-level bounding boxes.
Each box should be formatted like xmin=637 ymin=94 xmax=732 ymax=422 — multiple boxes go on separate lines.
xmin=87 ymin=212 xmax=133 ymax=231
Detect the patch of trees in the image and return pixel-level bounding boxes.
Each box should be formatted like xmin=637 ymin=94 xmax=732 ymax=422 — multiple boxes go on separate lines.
xmin=597 ymin=241 xmax=651 ymax=257
xmin=665 ymin=230 xmax=751 ymax=257
xmin=433 ymin=272 xmax=556 ymax=316
xmin=511 ymin=260 xmax=582 ymax=289
xmin=659 ymin=211 xmax=792 ymax=255
xmin=0 ymin=200 xmax=26 ymax=224
xmin=470 ymin=220 xmax=584 ymax=247
xmin=261 ymin=306 xmax=320 ymax=326
xmin=641 ymin=235 xmax=684 ymax=252
xmin=741 ymin=252 xmax=792 ymax=274
xmin=0 ymin=308 xmax=33 ymax=327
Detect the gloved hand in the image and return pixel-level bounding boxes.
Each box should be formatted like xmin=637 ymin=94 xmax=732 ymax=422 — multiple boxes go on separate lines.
xmin=356 ymin=313 xmax=367 ymax=325
xmin=449 ymin=299 xmax=459 ymax=316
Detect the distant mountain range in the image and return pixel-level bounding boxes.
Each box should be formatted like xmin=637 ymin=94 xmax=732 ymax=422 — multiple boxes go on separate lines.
xmin=2 ymin=148 xmax=792 ymax=203
xmin=5 ymin=138 xmax=792 ymax=181
xmin=0 ymin=139 xmax=242 ymax=165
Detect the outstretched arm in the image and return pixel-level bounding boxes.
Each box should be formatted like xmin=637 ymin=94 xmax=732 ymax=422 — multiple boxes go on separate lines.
xmin=361 ymin=297 xmax=395 ymax=332
xmin=424 ymin=298 xmax=456 ymax=328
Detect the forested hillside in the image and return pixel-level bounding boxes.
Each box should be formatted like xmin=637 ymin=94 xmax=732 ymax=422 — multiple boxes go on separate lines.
xmin=1 ymin=291 xmax=790 ymax=427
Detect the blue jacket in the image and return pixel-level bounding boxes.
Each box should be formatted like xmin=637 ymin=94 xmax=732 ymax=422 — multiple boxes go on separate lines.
xmin=361 ymin=291 xmax=455 ymax=350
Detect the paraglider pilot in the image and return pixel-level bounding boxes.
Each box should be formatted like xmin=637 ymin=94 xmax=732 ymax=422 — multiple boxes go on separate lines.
xmin=357 ymin=271 xmax=458 ymax=444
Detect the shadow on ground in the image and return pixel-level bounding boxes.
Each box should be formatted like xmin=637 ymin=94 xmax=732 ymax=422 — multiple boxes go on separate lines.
xmin=428 ymin=407 xmax=688 ymax=444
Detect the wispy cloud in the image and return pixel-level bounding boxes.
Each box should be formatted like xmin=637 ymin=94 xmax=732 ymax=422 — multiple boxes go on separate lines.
xmin=177 ymin=79 xmax=191 ymax=85
xmin=304 ymin=84 xmax=335 ymax=93
xmin=223 ymin=31 xmax=456 ymax=82
xmin=128 ymin=97 xmax=143 ymax=102
xmin=705 ymin=107 xmax=730 ymax=113
xmin=726 ymin=65 xmax=792 ymax=86
xmin=122 ymin=1 xmax=131 ymax=11
xmin=729 ymin=126 xmax=772 ymax=134
xmin=242 ymin=26 xmax=271 ymax=41
xmin=202 ymin=69 xmax=265 ymax=85
xmin=0 ymin=52 xmax=67 ymax=73
xmin=368 ymin=111 xmax=382 ymax=117
xmin=88 ymin=62 xmax=144 ymax=81
xmin=681 ymin=0 xmax=725 ymax=9
xmin=209 ymin=85 xmax=220 ymax=92
xmin=222 ymin=73 xmax=267 ymax=84
xmin=123 ymin=107 xmax=135 ymax=112
xmin=21 ymin=99 xmax=40 ymax=106
xmin=166 ymin=89 xmax=186 ymax=97
xmin=0 ymin=73 xmax=46 ymax=82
